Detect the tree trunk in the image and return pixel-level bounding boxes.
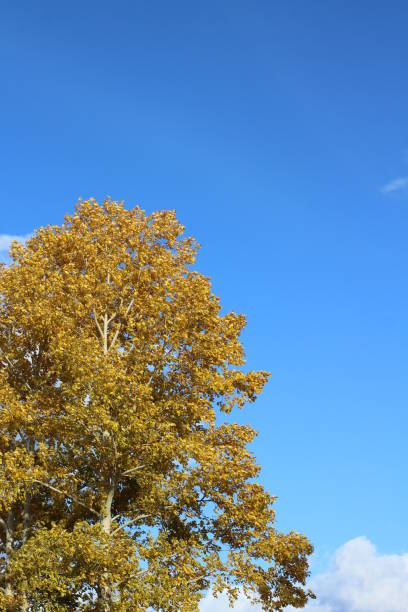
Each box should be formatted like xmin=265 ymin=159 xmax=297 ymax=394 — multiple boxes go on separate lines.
xmin=98 ymin=310 xmax=116 ymax=609
xmin=20 ymin=488 xmax=32 ymax=612
xmin=99 ymin=480 xmax=115 ymax=611
xmin=21 ymin=437 xmax=33 ymax=611
xmin=4 ymin=507 xmax=15 ymax=597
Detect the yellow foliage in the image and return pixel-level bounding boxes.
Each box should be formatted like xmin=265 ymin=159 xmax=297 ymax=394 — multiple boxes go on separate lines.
xmin=0 ymin=199 xmax=313 ymax=610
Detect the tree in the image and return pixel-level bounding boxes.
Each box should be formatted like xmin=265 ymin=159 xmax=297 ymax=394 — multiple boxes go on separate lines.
xmin=0 ymin=199 xmax=313 ymax=610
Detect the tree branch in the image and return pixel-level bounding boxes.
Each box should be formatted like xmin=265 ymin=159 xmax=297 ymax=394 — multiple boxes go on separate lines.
xmin=111 ymin=514 xmax=151 ymax=535
xmin=108 ymin=325 xmax=121 ymax=352
xmin=121 ymin=464 xmax=145 ymax=476
xmin=186 ymin=573 xmax=208 ymax=585
xmin=107 ymin=312 xmax=117 ymax=325
xmin=124 ymin=298 xmax=134 ymax=317
xmin=32 ymin=480 xmax=101 ymax=518
xmin=108 ymin=297 xmax=134 ymax=352
xmin=93 ymin=311 xmax=104 ymax=340
xmin=0 ymin=350 xmax=33 ymax=392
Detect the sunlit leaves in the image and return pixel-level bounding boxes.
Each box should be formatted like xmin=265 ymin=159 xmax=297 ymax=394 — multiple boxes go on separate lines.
xmin=0 ymin=199 xmax=313 ymax=610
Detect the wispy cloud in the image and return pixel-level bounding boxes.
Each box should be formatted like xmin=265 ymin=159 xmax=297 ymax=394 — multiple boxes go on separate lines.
xmin=200 ymin=537 xmax=408 ymax=611
xmin=200 ymin=590 xmax=261 ymax=611
xmin=381 ymin=176 xmax=408 ymax=194
xmin=0 ymin=234 xmax=31 ymax=262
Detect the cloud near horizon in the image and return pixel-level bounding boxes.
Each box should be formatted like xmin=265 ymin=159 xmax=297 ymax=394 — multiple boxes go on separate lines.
xmin=381 ymin=176 xmax=408 ymax=194
xmin=200 ymin=537 xmax=408 ymax=612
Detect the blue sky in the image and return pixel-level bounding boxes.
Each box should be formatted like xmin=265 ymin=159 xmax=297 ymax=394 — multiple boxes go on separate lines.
xmin=2 ymin=1 xmax=408 ymax=607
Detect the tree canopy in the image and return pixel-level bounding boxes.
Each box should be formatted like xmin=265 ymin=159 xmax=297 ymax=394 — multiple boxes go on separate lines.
xmin=0 ymin=199 xmax=313 ymax=610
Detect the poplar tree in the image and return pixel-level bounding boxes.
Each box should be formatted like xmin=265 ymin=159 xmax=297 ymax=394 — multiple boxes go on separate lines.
xmin=0 ymin=200 xmax=313 ymax=610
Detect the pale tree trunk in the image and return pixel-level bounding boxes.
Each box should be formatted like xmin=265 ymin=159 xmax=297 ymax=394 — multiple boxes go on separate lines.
xmin=20 ymin=488 xmax=32 ymax=612
xmin=99 ymin=479 xmax=115 ymax=611
xmin=4 ymin=507 xmax=15 ymax=597
xmin=21 ymin=438 xmax=33 ymax=612
xmin=97 ymin=307 xmax=117 ymax=609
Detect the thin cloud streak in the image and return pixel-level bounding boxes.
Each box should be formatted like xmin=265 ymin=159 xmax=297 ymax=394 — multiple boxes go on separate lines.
xmin=0 ymin=233 xmax=30 ymax=255
xmin=381 ymin=176 xmax=408 ymax=194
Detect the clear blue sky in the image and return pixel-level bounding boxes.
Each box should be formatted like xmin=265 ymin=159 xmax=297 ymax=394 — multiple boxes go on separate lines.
xmin=1 ymin=0 xmax=408 ymax=577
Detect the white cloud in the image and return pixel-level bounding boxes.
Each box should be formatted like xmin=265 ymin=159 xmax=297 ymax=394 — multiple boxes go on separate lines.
xmin=0 ymin=233 xmax=30 ymax=261
xmin=200 ymin=590 xmax=260 ymax=611
xmin=200 ymin=537 xmax=408 ymax=612
xmin=303 ymin=537 xmax=408 ymax=612
xmin=0 ymin=233 xmax=30 ymax=252
xmin=381 ymin=176 xmax=408 ymax=194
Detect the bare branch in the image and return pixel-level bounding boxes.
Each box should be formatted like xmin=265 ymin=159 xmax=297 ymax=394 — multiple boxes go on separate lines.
xmin=111 ymin=514 xmax=151 ymax=535
xmin=0 ymin=517 xmax=7 ymax=533
xmin=108 ymin=325 xmax=121 ymax=352
xmin=125 ymin=298 xmax=134 ymax=317
xmin=33 ymin=479 xmax=101 ymax=518
xmin=122 ymin=465 xmax=145 ymax=476
xmin=0 ymin=351 xmax=33 ymax=392
xmin=103 ymin=313 xmax=108 ymax=355
xmin=108 ymin=298 xmax=134 ymax=352
xmin=107 ymin=312 xmax=117 ymax=325
xmin=186 ymin=573 xmax=208 ymax=585
xmin=1 ymin=354 xmax=14 ymax=371
xmin=93 ymin=311 xmax=104 ymax=340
